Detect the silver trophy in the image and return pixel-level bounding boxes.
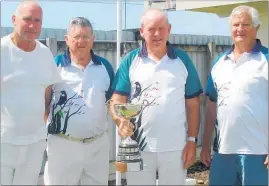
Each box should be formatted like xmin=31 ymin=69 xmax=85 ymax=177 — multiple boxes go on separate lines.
xmin=114 ymin=103 xmax=143 ymax=172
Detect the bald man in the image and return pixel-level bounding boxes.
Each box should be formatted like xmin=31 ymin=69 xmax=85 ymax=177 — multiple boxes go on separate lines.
xmin=1 ymin=1 xmax=61 ymax=185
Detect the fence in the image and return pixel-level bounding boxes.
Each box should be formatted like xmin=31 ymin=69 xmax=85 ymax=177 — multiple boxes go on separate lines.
xmin=2 ymin=30 xmax=232 ymax=177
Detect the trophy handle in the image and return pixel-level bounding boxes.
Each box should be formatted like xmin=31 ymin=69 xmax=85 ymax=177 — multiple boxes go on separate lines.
xmin=130 ymin=109 xmax=142 ymax=133
xmin=105 ymin=99 xmax=112 ymax=106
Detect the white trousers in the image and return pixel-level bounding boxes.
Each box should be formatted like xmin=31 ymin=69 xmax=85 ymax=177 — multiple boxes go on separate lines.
xmin=44 ymin=132 xmax=110 ymax=185
xmin=1 ymin=140 xmax=46 ymax=185
xmin=126 ymin=150 xmax=187 ymax=185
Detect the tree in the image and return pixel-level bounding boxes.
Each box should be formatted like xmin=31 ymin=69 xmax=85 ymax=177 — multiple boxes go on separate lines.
xmin=48 ymin=91 xmax=85 ymax=134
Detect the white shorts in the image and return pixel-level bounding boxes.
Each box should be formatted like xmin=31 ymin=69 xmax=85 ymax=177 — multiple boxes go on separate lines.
xmin=44 ymin=132 xmax=110 ymax=185
xmin=1 ymin=140 xmax=46 ymax=185
xmin=126 ymin=150 xmax=187 ymax=185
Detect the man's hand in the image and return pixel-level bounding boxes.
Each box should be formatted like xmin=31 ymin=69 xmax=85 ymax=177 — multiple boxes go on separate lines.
xmin=118 ymin=119 xmax=134 ymax=138
xmin=200 ymin=146 xmax=211 ymax=167
xmin=183 ymin=141 xmax=197 ymax=169
xmin=264 ymin=156 xmax=268 ymax=169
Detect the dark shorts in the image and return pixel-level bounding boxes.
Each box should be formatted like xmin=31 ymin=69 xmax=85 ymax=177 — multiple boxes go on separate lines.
xmin=209 ymin=153 xmax=268 ymax=186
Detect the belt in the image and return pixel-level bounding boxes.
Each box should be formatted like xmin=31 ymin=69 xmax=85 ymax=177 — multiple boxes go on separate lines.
xmin=57 ymin=131 xmax=105 ymax=143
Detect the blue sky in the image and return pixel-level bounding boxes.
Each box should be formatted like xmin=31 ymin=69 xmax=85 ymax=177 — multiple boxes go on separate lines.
xmin=1 ymin=1 xmax=231 ymax=36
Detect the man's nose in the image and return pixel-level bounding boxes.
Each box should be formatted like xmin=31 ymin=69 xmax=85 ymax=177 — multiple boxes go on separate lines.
xmin=154 ymin=29 xmax=161 ymax=36
xmin=237 ymin=24 xmax=246 ymax=31
xmin=28 ymin=23 xmax=34 ymax=28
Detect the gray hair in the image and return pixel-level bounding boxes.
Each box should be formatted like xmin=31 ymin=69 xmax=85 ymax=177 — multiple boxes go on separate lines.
xmin=228 ymin=5 xmax=261 ymax=28
xmin=67 ymin=17 xmax=94 ymax=34
xmin=14 ymin=0 xmax=42 ymax=17
xmin=140 ymin=8 xmax=170 ymax=27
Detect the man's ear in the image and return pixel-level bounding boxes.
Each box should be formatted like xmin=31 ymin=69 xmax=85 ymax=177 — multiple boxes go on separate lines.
xmin=92 ymin=35 xmax=96 ymax=41
xmin=168 ymin=23 xmax=171 ymax=34
xmin=12 ymin=15 xmax=16 ymax=25
xmin=64 ymin=35 xmax=69 ymax=46
xmin=256 ymin=25 xmax=260 ymax=32
xmin=139 ymin=27 xmax=144 ymax=39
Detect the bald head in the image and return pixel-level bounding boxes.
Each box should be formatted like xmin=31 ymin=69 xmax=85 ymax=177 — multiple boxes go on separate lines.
xmin=14 ymin=0 xmax=42 ymax=17
xmin=139 ymin=8 xmax=171 ymax=54
xmin=140 ymin=8 xmax=169 ymax=28
xmin=12 ymin=0 xmax=43 ymax=42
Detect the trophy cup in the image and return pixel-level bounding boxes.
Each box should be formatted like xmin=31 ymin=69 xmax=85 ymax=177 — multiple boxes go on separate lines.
xmin=114 ymin=103 xmax=143 ymax=172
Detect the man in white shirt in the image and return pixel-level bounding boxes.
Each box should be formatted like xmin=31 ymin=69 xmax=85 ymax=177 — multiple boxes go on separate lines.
xmin=1 ymin=1 xmax=61 ymax=185
xmin=44 ymin=17 xmax=114 ymax=185
xmin=109 ymin=8 xmax=202 ymax=185
xmin=205 ymin=5 xmax=268 ymax=185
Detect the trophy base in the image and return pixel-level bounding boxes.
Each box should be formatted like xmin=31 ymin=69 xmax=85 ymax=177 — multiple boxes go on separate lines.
xmin=115 ymin=161 xmax=143 ymax=173
xmin=117 ymin=153 xmax=142 ymax=162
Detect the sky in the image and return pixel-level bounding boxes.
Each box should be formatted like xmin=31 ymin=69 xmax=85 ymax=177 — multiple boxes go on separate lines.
xmin=1 ymin=1 xmax=231 ymax=36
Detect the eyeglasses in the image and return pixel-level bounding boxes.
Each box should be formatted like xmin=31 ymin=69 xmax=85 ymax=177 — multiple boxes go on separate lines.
xmin=70 ymin=35 xmax=92 ymax=41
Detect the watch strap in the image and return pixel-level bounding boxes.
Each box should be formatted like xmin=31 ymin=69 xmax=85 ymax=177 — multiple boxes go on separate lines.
xmin=187 ymin=137 xmax=198 ymax=143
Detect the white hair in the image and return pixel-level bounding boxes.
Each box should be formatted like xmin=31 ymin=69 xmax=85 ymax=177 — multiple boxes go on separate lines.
xmin=140 ymin=8 xmax=170 ymax=27
xmin=14 ymin=0 xmax=42 ymax=16
xmin=228 ymin=5 xmax=261 ymax=28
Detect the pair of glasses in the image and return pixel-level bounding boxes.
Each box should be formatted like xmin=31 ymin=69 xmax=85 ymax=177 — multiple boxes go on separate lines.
xmin=71 ymin=35 xmax=92 ymax=41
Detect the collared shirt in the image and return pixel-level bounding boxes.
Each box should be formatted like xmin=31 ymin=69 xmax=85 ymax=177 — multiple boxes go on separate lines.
xmin=112 ymin=42 xmax=203 ymax=152
xmin=206 ymin=39 xmax=268 ymax=154
xmin=47 ymin=49 xmax=114 ymax=138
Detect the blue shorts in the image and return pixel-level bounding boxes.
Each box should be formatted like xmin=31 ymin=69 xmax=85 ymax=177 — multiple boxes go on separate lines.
xmin=209 ymin=153 xmax=268 ymax=185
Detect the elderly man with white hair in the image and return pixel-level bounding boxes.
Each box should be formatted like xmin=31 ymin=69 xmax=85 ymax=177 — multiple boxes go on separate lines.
xmin=205 ymin=5 xmax=268 ymax=185
xmin=109 ymin=8 xmax=202 ymax=185
xmin=1 ymin=0 xmax=61 ymax=185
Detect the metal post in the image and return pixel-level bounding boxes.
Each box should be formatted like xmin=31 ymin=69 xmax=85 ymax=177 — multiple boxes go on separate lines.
xmin=116 ymin=0 xmax=122 ymax=185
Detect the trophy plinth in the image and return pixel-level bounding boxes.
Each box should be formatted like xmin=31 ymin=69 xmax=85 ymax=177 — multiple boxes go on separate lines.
xmin=114 ymin=103 xmax=143 ymax=172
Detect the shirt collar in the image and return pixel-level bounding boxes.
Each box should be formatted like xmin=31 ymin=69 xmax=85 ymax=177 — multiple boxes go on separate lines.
xmin=61 ymin=48 xmax=101 ymax=67
xmin=224 ymin=39 xmax=262 ymax=60
xmin=138 ymin=41 xmax=177 ymax=59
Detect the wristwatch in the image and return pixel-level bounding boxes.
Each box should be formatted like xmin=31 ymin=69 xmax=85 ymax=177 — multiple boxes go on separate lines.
xmin=187 ymin=137 xmax=198 ymax=143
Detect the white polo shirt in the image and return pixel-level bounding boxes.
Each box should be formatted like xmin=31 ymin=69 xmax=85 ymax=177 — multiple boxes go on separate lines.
xmin=47 ymin=49 xmax=114 ymax=139
xmin=1 ymin=35 xmax=62 ymax=145
xmin=112 ymin=43 xmax=203 ymax=152
xmin=206 ymin=39 xmax=268 ymax=154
